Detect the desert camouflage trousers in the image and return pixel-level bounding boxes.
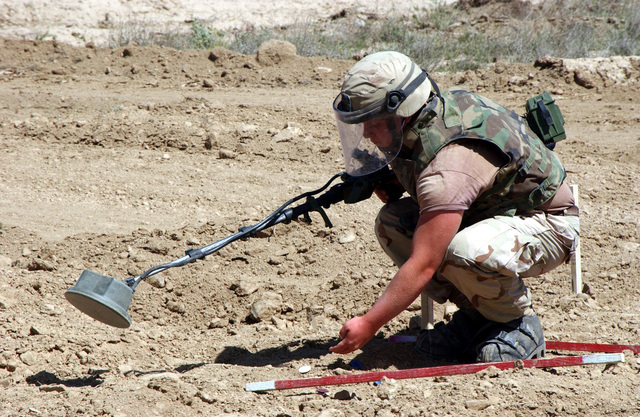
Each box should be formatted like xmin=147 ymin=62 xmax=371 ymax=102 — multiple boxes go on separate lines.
xmin=375 ymin=197 xmax=580 ymax=323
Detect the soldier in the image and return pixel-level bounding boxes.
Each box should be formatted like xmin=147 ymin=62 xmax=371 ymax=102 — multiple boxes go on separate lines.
xmin=329 ymin=51 xmax=580 ymax=362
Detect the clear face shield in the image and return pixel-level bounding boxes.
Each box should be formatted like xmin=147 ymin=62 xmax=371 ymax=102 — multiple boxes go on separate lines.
xmin=334 ymin=108 xmax=404 ymax=176
xmin=333 ymin=69 xmax=427 ymax=177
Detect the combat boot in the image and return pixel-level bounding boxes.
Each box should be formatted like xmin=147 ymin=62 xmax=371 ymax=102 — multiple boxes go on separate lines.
xmin=415 ymin=309 xmax=545 ymax=363
xmin=476 ymin=314 xmax=545 ymax=362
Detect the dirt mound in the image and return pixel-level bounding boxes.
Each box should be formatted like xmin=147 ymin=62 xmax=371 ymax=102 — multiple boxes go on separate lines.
xmin=1 ymin=38 xmax=639 ymax=416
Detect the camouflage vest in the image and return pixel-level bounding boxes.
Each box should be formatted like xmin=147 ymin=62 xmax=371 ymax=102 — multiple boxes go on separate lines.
xmin=390 ymin=88 xmax=566 ymax=225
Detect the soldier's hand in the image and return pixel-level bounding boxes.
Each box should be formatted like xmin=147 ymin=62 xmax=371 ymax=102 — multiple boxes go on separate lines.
xmin=329 ymin=316 xmax=375 ymax=354
xmin=374 ymin=178 xmax=403 ymax=203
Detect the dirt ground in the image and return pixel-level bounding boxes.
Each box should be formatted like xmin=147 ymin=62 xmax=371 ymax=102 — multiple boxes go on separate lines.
xmin=1 ymin=3 xmax=640 ymax=416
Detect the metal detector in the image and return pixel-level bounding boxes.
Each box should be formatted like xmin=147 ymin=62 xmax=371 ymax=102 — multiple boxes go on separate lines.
xmin=65 ymin=167 xmax=400 ymax=328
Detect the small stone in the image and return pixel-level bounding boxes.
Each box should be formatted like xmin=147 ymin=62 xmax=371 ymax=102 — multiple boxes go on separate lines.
xmin=338 ymin=231 xmax=356 ymax=244
xmin=574 ymin=69 xmax=596 ymax=89
xmin=5 ymin=360 xmax=18 ymax=372
xmin=465 ymin=399 xmax=493 ymax=410
xmin=166 ymin=301 xmax=185 ymax=314
xmin=271 ymin=316 xmax=287 ymax=330
xmin=444 ymin=304 xmax=458 ymax=320
xmin=249 ymin=292 xmax=283 ymax=322
xmin=27 ymin=259 xmax=55 ymax=271
xmin=476 ymin=365 xmax=500 ymax=379
xmin=333 ymin=389 xmax=353 ymax=400
xmin=376 ymin=376 xmax=398 ymax=400
xmin=218 ymin=149 xmax=236 ymax=159
xmin=298 ymin=365 xmax=311 ymax=374
xmin=202 ymin=79 xmax=213 ymax=88
xmin=22 ymin=247 xmax=32 ymax=257
xmin=208 ymin=318 xmax=225 ymax=329
xmin=272 ymin=122 xmax=301 ymax=143
xmin=40 ymin=384 xmax=66 ymax=392
xmin=40 ymin=304 xmax=60 ymax=316
xmin=19 ymin=351 xmax=37 ymax=366
xmin=231 ymin=280 xmax=259 ymax=297
xmin=76 ymin=351 xmax=88 ymax=365
xmin=196 ymin=390 xmax=216 ymax=404
xmin=147 ymin=275 xmax=165 ymax=289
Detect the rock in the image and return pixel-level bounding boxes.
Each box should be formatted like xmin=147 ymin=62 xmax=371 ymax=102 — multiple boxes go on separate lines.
xmin=5 ymin=360 xmax=18 ymax=372
xmin=0 ymin=296 xmax=10 ymax=310
xmin=238 ymin=123 xmax=258 ymax=138
xmin=444 ymin=304 xmax=458 ymax=320
xmin=19 ymin=351 xmax=37 ymax=366
xmin=27 ymin=259 xmax=55 ymax=271
xmin=22 ymin=247 xmax=32 ymax=257
xmin=508 ymin=75 xmax=526 ymax=86
xmin=166 ymin=301 xmax=185 ymax=314
xmin=574 ymin=69 xmax=596 ymax=88
xmin=272 ymin=122 xmax=302 ymax=143
xmin=534 ymin=56 xmax=562 ymax=69
xmin=202 ymin=79 xmax=213 ymax=88
xmin=196 ymin=390 xmax=217 ymax=404
xmin=376 ymin=376 xmax=398 ymax=400
xmin=76 ymin=350 xmax=89 ymax=365
xmin=147 ymin=274 xmax=165 ymax=289
xmin=208 ymin=46 xmax=233 ymax=63
xmin=40 ymin=384 xmax=66 ymax=392
xmin=249 ymin=291 xmax=283 ymax=322
xmin=208 ymin=318 xmax=226 ymax=329
xmin=338 ymin=230 xmax=356 ymax=244
xmin=204 ymin=133 xmax=217 ymax=150
xmin=298 ymin=365 xmax=311 ymax=374
xmin=476 ymin=365 xmax=500 ymax=379
xmin=256 ymin=40 xmax=296 ymax=66
xmin=271 ymin=316 xmax=287 ymax=330
xmin=40 ymin=304 xmax=60 ymax=316
xmin=230 ymin=280 xmax=259 ymax=296
xmin=333 ymin=389 xmax=353 ymax=400
xmin=465 ymin=398 xmax=493 ymax=410
xmin=218 ymin=149 xmax=236 ymax=159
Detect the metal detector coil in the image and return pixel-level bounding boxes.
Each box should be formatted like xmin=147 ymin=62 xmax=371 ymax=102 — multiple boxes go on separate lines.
xmin=65 ymin=270 xmax=133 ymax=328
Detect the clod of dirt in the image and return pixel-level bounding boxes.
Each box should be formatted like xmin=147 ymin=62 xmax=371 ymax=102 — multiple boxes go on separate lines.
xmin=256 ymin=39 xmax=297 ymax=66
xmin=574 ymin=69 xmax=596 ymax=89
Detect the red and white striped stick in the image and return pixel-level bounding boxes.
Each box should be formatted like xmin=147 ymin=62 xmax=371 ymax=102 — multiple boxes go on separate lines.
xmin=388 ymin=336 xmax=640 ymax=354
xmin=245 ymin=352 xmax=624 ymax=392
xmin=546 ymin=340 xmax=640 ymax=354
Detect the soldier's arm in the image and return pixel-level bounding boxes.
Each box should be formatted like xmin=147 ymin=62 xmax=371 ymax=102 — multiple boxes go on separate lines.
xmin=330 ymin=209 xmax=463 ymax=354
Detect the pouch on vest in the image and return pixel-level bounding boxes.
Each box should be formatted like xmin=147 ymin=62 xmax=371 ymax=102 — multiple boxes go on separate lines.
xmin=525 ymin=92 xmax=566 ymax=150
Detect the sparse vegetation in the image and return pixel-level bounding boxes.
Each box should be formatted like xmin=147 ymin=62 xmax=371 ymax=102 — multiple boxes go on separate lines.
xmin=110 ymin=0 xmax=639 ymax=72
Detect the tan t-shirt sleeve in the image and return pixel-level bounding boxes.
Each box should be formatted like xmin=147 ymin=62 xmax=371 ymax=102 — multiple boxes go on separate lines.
xmin=416 ymin=142 xmax=506 ymax=214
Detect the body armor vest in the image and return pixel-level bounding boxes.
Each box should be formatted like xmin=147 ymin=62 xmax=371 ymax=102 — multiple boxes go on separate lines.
xmin=390 ymin=88 xmax=566 ymax=226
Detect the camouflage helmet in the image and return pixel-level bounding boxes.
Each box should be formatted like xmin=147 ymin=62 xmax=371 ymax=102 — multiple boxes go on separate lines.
xmin=335 ymin=51 xmax=431 ymax=120
xmin=333 ymin=51 xmax=431 ymax=176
